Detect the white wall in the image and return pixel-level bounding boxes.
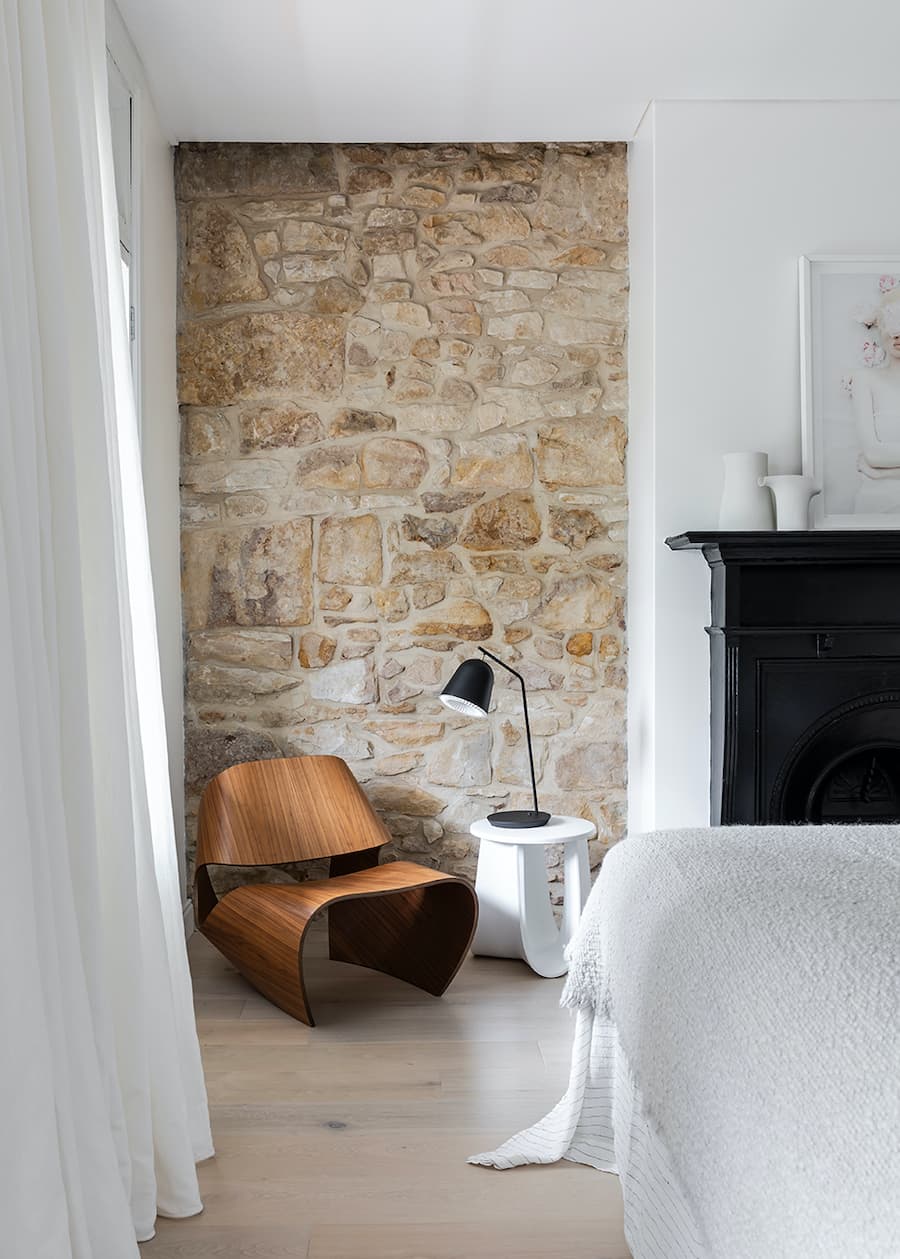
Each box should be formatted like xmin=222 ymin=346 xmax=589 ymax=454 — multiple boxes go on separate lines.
xmin=116 ymin=0 xmax=900 ymax=146
xmin=626 ymin=110 xmax=657 ymax=836
xmin=628 ymin=100 xmax=900 ymax=830
xmin=107 ymin=4 xmax=186 ymax=898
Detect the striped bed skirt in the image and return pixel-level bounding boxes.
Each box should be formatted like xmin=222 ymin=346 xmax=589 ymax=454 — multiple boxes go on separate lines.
xmin=469 ymin=1009 xmax=708 ymax=1259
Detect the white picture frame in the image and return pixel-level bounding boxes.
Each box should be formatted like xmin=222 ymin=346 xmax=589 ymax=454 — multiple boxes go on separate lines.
xmin=800 ymin=255 xmax=900 ymax=530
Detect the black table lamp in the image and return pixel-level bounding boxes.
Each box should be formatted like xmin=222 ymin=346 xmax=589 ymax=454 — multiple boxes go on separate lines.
xmin=439 ymin=647 xmax=551 ymax=828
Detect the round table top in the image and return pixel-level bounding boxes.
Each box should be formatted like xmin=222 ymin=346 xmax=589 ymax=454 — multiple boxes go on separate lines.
xmin=470 ymin=815 xmax=597 ymax=846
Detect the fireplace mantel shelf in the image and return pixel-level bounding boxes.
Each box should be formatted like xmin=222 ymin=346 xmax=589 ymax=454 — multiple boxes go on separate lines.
xmin=666 ymin=530 xmax=900 ymax=563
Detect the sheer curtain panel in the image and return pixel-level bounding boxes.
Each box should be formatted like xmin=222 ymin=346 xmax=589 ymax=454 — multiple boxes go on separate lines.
xmin=0 ymin=0 xmax=212 ymax=1253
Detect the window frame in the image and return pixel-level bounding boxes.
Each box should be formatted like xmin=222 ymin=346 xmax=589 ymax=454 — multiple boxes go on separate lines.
xmin=105 ymin=14 xmax=143 ymax=435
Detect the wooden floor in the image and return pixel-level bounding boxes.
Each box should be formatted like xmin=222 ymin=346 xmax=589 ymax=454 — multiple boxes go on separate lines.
xmin=145 ymin=926 xmax=629 ymax=1259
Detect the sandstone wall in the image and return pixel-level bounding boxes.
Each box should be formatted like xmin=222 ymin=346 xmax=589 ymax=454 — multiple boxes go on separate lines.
xmin=177 ymin=142 xmax=628 ymax=897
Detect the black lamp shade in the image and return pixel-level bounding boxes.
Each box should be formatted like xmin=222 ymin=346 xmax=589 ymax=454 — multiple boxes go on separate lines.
xmin=439 ymin=658 xmax=493 ymax=718
xmin=437 ymin=650 xmax=550 ymax=828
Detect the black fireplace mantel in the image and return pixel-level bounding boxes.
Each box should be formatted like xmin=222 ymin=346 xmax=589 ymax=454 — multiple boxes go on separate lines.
xmin=668 ymin=529 xmax=900 ymax=565
xmin=667 ymin=530 xmax=900 ymax=824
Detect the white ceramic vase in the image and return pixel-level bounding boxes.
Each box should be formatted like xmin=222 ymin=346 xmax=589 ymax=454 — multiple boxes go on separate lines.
xmin=758 ymin=475 xmax=821 ymax=531
xmin=719 ymin=452 xmax=774 ymax=531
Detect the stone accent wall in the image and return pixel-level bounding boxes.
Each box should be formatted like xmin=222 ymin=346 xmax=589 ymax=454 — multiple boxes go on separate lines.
xmin=177 ymin=142 xmax=628 ymax=897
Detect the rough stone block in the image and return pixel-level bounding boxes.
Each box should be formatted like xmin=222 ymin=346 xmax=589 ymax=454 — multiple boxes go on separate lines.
xmin=401 ymin=515 xmax=458 ymax=549
xmin=281 ymin=255 xmax=341 ymax=282
xmin=328 ymin=409 xmax=395 ymax=436
xmin=189 ymin=629 xmax=294 ymax=670
xmin=477 ymin=204 xmax=532 ymax=240
xmin=453 ymin=434 xmax=533 ymax=490
xmin=178 ymin=313 xmax=344 ymax=405
xmin=427 ymin=728 xmax=493 ymax=788
xmin=507 ymin=269 xmax=557 ymax=290
xmin=549 ymin=506 xmax=608 ymax=550
xmin=182 ymin=409 xmax=232 ymax=458
xmin=459 ymin=493 xmax=541 ymax=551
xmin=551 ymin=245 xmax=607 ymax=267
xmin=176 ymin=143 xmax=339 ymax=199
xmin=543 ymin=274 xmax=628 ymax=323
xmin=544 ymin=313 xmax=624 ymax=347
xmin=508 ymin=357 xmax=558 ymax=386
xmin=181 ymin=459 xmax=287 ymax=494
xmin=240 ymin=403 xmax=323 ymax=451
xmin=308 ymin=657 xmax=378 ymax=704
xmin=537 ymin=418 xmax=626 ymax=489
xmin=430 ymin=299 xmax=482 ymax=336
xmin=182 ymin=203 xmax=267 ymax=312
xmin=348 ymin=167 xmax=393 ymax=194
xmin=536 ymin=573 xmax=616 ymax=631
xmin=413 ymin=599 xmax=492 ymax=640
xmin=318 ymin=514 xmax=383 ymax=585
xmin=420 ymin=490 xmax=483 ymax=514
xmin=555 ymin=740 xmax=626 ymax=791
xmin=381 ymin=301 xmax=430 ymax=329
xmin=281 ymin=220 xmax=348 ymax=252
xmin=533 ymin=147 xmax=627 ymax=243
xmin=486 ymin=311 xmax=543 ymax=340
xmin=362 ymin=227 xmax=416 ymax=255
xmin=182 ymin=519 xmax=313 ymax=629
xmin=298 ymin=632 xmax=337 ymax=669
xmin=184 ymin=725 xmax=281 ymax=795
xmin=566 ymin=632 xmax=594 ymax=658
xmin=188 ymin=661 xmax=300 ymax=703
xmin=361 ymin=438 xmax=428 ymax=489
xmin=366 ymin=782 xmax=446 ymax=817
xmin=296 ymin=446 xmax=360 ymax=491
xmin=393 ymin=405 xmax=467 ymax=434
xmin=374 ymin=588 xmax=409 ymax=621
xmin=225 ymin=492 xmax=272 ymax=519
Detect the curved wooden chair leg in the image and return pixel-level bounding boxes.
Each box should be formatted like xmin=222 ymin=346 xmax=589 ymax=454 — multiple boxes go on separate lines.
xmin=197 ymin=871 xmax=478 ymax=1026
xmin=200 ymin=885 xmax=317 ymax=1025
xmin=194 ymin=864 xmax=218 ymax=927
xmin=328 ymin=880 xmax=478 ymax=996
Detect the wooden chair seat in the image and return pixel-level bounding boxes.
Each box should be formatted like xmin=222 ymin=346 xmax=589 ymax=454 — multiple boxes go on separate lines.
xmin=193 ymin=756 xmax=478 ymax=1025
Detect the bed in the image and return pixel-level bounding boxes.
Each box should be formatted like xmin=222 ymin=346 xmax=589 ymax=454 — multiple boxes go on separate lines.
xmin=470 ymin=825 xmax=900 ymax=1259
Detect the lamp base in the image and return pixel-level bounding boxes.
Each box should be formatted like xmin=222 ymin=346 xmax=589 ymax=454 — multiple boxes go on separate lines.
xmin=487 ymin=809 xmax=551 ymax=829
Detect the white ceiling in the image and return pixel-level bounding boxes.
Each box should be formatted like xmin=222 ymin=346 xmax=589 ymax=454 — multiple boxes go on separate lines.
xmin=118 ymin=0 xmax=900 ymax=143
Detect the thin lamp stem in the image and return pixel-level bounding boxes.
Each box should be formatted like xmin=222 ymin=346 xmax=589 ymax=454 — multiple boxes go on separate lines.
xmin=479 ymin=647 xmax=540 ymax=815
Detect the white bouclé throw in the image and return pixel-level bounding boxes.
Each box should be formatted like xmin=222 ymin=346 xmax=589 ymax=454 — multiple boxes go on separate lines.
xmin=481 ymin=826 xmax=900 ymax=1259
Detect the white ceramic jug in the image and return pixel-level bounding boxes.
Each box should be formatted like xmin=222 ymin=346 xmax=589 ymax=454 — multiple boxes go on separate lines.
xmin=758 ymin=475 xmax=821 ymax=531
xmin=719 ymin=452 xmax=774 ymax=530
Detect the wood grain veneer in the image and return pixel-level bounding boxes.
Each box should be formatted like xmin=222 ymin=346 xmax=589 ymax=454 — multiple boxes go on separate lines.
xmin=197 ymin=755 xmax=391 ymax=868
xmin=194 ymin=755 xmax=477 ymax=1026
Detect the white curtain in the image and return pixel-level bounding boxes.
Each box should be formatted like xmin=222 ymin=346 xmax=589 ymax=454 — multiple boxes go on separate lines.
xmin=0 ymin=0 xmax=213 ymax=1253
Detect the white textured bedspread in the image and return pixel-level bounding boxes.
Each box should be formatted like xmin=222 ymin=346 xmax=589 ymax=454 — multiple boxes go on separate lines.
xmin=475 ymin=826 xmax=900 ymax=1259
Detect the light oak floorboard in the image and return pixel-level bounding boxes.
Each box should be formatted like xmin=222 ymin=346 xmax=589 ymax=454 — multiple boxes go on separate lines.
xmin=145 ymin=928 xmax=629 ymax=1258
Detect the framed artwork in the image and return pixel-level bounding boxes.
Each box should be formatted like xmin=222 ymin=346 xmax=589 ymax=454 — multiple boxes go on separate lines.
xmin=800 ymin=255 xmax=900 ymax=529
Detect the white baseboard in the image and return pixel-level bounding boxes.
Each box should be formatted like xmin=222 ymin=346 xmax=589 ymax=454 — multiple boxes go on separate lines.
xmin=183 ymin=900 xmax=195 ymax=939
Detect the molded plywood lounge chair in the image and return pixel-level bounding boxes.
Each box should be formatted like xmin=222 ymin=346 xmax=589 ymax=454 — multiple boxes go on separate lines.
xmin=193 ymin=754 xmax=478 ymax=1026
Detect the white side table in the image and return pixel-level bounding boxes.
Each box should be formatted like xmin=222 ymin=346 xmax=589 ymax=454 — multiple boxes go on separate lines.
xmin=470 ymin=815 xmax=596 ymax=978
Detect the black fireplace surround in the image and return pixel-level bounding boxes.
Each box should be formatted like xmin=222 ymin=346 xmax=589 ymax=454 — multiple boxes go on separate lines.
xmin=667 ymin=532 xmax=900 ymax=826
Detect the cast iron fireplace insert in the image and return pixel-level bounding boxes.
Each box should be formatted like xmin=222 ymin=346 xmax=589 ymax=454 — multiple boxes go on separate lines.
xmin=667 ymin=531 xmax=900 ymax=825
